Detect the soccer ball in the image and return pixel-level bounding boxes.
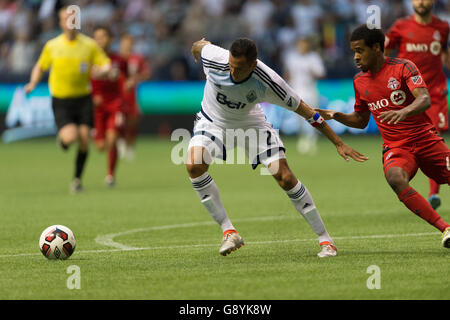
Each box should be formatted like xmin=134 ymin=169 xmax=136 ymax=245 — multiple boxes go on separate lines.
xmin=39 ymin=225 xmax=76 ymax=260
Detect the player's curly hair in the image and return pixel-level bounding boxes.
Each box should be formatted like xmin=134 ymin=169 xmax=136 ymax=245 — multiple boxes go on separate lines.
xmin=230 ymin=38 xmax=258 ymax=62
xmin=350 ymin=24 xmax=385 ymax=52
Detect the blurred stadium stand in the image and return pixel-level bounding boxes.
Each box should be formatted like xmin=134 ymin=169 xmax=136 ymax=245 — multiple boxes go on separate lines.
xmin=1 ymin=0 xmax=450 ymax=136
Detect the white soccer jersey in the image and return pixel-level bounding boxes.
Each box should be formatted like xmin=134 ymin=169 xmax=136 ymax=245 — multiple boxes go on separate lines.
xmin=283 ymin=49 xmax=325 ymax=107
xmin=198 ymin=44 xmax=302 ymax=128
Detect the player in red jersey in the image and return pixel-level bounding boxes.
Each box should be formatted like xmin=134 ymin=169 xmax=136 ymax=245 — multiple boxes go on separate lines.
xmin=385 ymin=0 xmax=450 ymax=209
xmin=316 ymin=25 xmax=450 ymax=248
xmin=118 ymin=34 xmax=151 ymax=161
xmin=92 ymin=26 xmax=128 ymax=186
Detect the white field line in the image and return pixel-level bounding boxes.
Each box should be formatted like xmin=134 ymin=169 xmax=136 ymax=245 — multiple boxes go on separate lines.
xmin=0 ymin=214 xmax=441 ymax=258
xmin=94 ymin=215 xmax=294 ymax=250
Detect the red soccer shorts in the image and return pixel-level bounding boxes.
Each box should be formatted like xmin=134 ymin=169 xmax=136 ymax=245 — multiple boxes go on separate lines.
xmin=383 ymin=140 xmax=450 ymax=185
xmin=123 ymin=100 xmax=140 ymax=117
xmin=426 ymin=93 xmax=448 ymax=133
xmin=94 ymin=100 xmax=124 ymax=141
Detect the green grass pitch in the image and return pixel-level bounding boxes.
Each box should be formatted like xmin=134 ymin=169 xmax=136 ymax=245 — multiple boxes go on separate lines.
xmin=0 ymin=134 xmax=448 ymax=299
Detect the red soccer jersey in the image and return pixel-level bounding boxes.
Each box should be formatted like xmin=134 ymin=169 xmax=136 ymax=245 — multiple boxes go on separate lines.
xmin=91 ymin=52 xmax=128 ymax=111
xmin=123 ymin=54 xmax=151 ymax=109
xmin=385 ymin=15 xmax=449 ymax=99
xmin=353 ymin=57 xmax=442 ymax=148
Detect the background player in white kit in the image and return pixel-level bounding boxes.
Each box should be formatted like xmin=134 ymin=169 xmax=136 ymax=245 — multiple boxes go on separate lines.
xmin=187 ymin=38 xmax=368 ymax=258
xmin=283 ymin=37 xmax=326 ymax=155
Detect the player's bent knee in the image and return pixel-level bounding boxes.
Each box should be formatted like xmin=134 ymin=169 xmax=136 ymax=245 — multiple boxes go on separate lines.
xmin=95 ymin=140 xmax=105 ymax=152
xmin=272 ymin=166 xmax=297 ymax=190
xmin=60 ymin=134 xmax=77 ymax=146
xmin=186 ymin=163 xmax=208 ymax=178
xmin=385 ymin=168 xmax=409 ymax=193
xmin=59 ymin=126 xmax=78 ymax=145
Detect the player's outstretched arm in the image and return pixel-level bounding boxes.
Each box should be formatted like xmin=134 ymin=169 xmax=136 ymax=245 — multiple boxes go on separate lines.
xmin=295 ymin=101 xmax=368 ymax=162
xmin=91 ymin=63 xmax=113 ymax=80
xmin=315 ymin=108 xmax=370 ymax=129
xmin=377 ymin=87 xmax=430 ymax=124
xmin=442 ymin=48 xmax=450 ymax=70
xmin=191 ymin=38 xmax=211 ymax=62
xmin=24 ymin=63 xmax=44 ymax=94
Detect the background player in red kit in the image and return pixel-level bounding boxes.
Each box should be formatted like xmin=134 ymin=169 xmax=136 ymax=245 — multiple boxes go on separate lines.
xmin=92 ymin=26 xmax=128 ymax=186
xmin=385 ymin=0 xmax=450 ymax=209
xmin=118 ymin=34 xmax=151 ymax=161
xmin=316 ymin=25 xmax=450 ymax=248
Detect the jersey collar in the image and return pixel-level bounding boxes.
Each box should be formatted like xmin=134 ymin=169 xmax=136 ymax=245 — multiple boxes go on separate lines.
xmin=410 ymin=13 xmax=435 ymax=26
xmin=230 ymin=71 xmax=254 ymax=84
xmin=62 ymin=32 xmax=79 ymax=44
xmin=368 ymin=57 xmax=388 ymax=76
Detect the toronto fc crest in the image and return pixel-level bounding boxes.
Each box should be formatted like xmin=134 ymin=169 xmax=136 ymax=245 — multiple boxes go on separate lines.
xmin=387 ymin=77 xmax=400 ymax=90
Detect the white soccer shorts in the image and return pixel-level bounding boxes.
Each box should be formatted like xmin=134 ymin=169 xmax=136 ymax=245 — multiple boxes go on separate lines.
xmin=188 ymin=117 xmax=286 ymax=169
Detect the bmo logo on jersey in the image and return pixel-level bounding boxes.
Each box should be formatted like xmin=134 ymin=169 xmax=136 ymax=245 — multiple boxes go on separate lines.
xmin=406 ymin=41 xmax=441 ymax=55
xmin=368 ymin=90 xmax=406 ymax=111
xmin=390 ymin=90 xmax=407 ymax=105
xmin=368 ymin=98 xmax=389 ymax=111
xmin=216 ymin=93 xmax=247 ymax=109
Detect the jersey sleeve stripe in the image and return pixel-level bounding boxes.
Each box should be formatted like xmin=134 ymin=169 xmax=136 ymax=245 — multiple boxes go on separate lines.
xmin=202 ymin=61 xmax=230 ymax=72
xmin=403 ymin=62 xmax=413 ymax=74
xmin=201 ymin=57 xmax=229 ymax=67
xmin=202 ymin=60 xmax=229 ymax=69
xmin=254 ymin=70 xmax=286 ymax=101
xmin=353 ymin=72 xmax=364 ymax=80
xmin=254 ymin=68 xmax=287 ymax=100
xmin=255 ymin=67 xmax=287 ymax=96
xmin=387 ymin=57 xmax=405 ymax=65
xmin=404 ymin=61 xmax=418 ymax=74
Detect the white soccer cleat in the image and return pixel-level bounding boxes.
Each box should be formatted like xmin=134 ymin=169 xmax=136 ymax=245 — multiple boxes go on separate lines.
xmin=117 ymin=138 xmax=126 ymax=159
xmin=125 ymin=147 xmax=136 ymax=161
xmin=219 ymin=232 xmax=244 ymax=256
xmin=70 ymin=178 xmax=83 ymax=194
xmin=442 ymin=227 xmax=450 ymax=248
xmin=105 ymin=174 xmax=115 ymax=188
xmin=317 ymin=242 xmax=337 ymax=258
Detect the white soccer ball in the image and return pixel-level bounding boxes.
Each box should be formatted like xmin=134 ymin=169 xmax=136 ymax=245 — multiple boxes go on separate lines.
xmin=39 ymin=225 xmax=76 ymax=260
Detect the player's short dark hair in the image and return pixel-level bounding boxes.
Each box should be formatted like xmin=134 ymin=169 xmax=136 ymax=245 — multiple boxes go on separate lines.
xmin=230 ymin=38 xmax=258 ymax=62
xmin=350 ymin=24 xmax=385 ymax=52
xmin=93 ymin=25 xmax=113 ymax=37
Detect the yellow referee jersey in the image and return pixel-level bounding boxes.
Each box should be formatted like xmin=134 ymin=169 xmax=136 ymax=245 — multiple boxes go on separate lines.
xmin=37 ymin=33 xmax=110 ymax=99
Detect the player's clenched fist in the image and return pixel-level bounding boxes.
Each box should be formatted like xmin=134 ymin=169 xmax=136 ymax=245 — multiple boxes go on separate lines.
xmin=314 ymin=108 xmax=337 ymax=120
xmin=191 ymin=38 xmax=211 ymax=63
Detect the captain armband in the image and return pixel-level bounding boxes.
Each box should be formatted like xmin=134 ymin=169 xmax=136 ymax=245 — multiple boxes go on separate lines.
xmin=307 ymin=112 xmax=325 ymax=128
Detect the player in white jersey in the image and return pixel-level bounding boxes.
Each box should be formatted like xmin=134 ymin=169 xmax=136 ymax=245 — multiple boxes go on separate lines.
xmin=283 ymin=37 xmax=326 ymax=154
xmin=187 ymin=38 xmax=368 ymax=258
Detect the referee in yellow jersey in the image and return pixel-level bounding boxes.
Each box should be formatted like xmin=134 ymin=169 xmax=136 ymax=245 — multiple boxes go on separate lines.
xmin=25 ymin=6 xmax=111 ymax=193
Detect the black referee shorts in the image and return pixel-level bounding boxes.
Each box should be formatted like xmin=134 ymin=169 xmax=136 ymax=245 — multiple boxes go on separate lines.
xmin=52 ymin=95 xmax=94 ymax=131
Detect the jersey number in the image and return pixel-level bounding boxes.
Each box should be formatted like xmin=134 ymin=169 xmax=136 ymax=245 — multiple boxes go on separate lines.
xmin=266 ymin=130 xmax=272 ymax=146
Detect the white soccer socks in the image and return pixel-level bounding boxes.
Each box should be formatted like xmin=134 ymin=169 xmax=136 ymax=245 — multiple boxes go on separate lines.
xmin=190 ymin=172 xmax=235 ymax=233
xmin=286 ymin=181 xmax=333 ymax=244
xmin=190 ymin=174 xmax=332 ymax=245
